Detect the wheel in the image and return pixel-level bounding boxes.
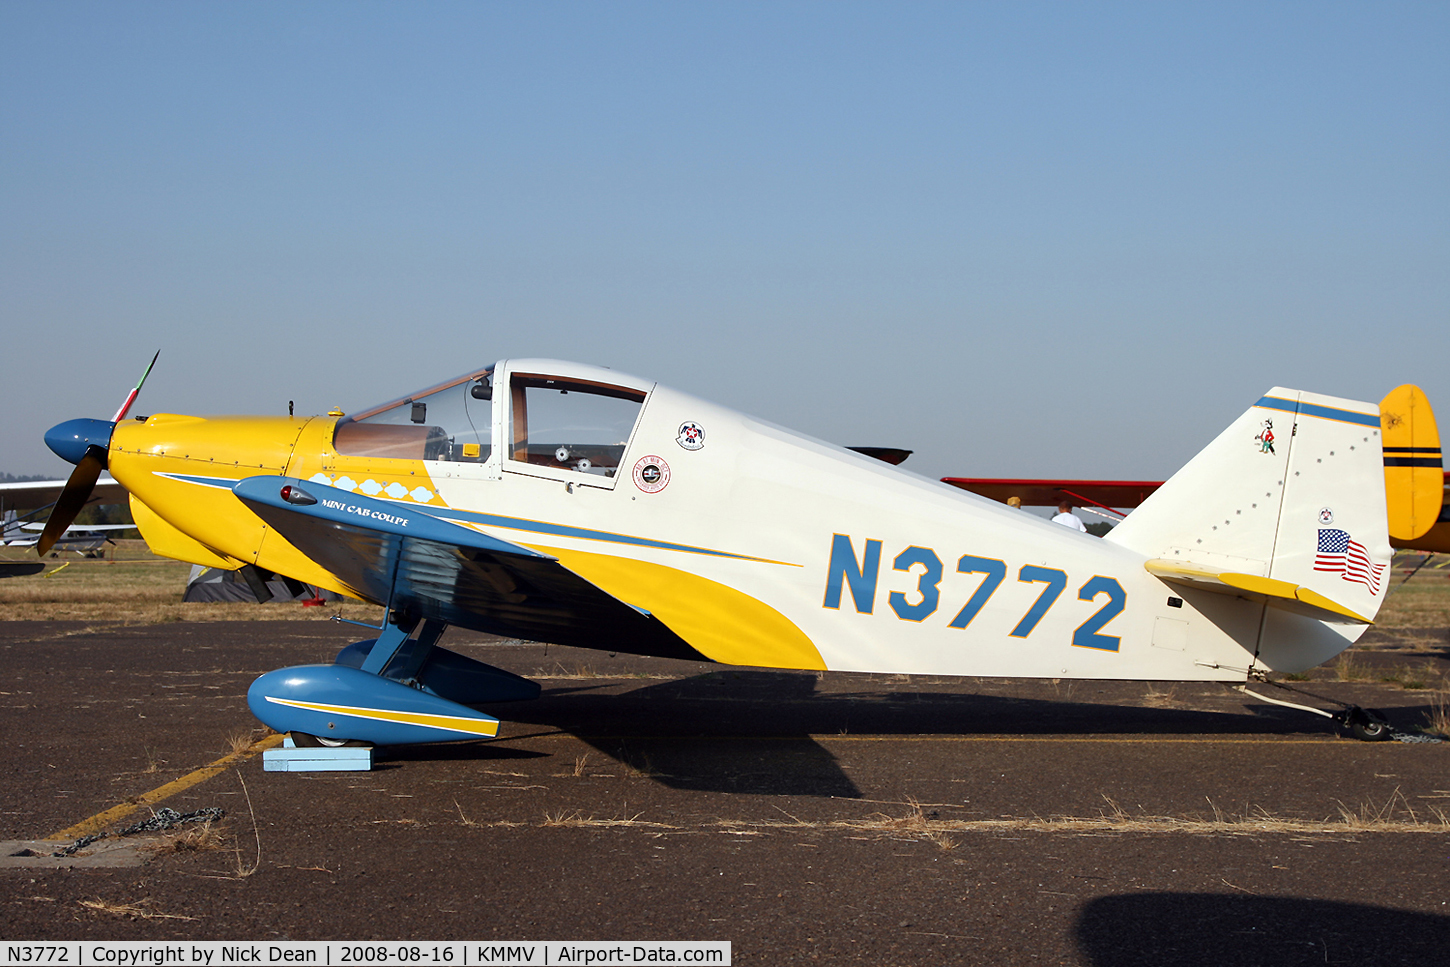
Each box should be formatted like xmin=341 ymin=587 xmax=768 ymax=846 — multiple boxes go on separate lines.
xmin=1348 ymin=709 xmax=1392 ymax=742
xmin=289 ymin=732 xmax=371 ymax=748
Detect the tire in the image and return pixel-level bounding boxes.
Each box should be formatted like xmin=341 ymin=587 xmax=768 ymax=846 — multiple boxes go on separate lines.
xmin=289 ymin=732 xmax=370 ymax=748
xmin=1349 ymin=709 xmax=1392 ymax=742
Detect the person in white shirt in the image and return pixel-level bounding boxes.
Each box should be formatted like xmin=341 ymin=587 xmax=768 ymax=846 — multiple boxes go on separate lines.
xmin=1051 ymin=501 xmax=1087 ymax=532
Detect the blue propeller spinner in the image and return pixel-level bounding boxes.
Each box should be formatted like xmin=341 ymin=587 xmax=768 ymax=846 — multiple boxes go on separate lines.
xmin=44 ymin=418 xmax=116 ymax=466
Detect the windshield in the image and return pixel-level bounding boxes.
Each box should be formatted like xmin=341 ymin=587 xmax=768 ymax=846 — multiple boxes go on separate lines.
xmin=334 ymin=367 xmax=494 ymax=463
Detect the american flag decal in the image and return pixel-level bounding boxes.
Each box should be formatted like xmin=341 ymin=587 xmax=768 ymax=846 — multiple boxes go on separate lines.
xmin=1315 ymin=529 xmax=1387 ymax=594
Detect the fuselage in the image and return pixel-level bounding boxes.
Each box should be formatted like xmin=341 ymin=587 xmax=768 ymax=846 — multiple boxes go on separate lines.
xmin=108 ymin=359 xmax=1356 ymax=683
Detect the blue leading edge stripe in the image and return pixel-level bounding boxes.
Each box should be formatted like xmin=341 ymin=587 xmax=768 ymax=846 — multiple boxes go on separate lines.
xmin=1254 ymin=396 xmax=1380 ymax=428
xmin=420 ymin=504 xmax=799 ymax=566
xmin=153 ymin=471 xmax=241 ymax=489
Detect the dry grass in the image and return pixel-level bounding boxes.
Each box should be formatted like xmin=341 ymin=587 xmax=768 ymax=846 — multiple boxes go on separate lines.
xmin=78 ymin=897 xmax=197 ymax=921
xmin=227 ymin=728 xmax=268 ymax=755
xmin=0 ymin=540 xmax=382 ymax=624
xmin=1424 ymin=691 xmax=1450 ymax=738
xmin=1334 ymin=649 xmax=1369 ymax=682
xmin=845 ymin=799 xmax=958 ymax=851
xmin=141 ymin=745 xmax=165 ymax=773
xmin=540 ymin=662 xmax=606 ymax=679
xmin=1379 ymin=663 xmax=1439 ymax=690
xmin=508 ymin=790 xmax=1450 ymax=842
xmin=696 ymin=792 xmax=1450 ymax=841
xmin=551 ymin=753 xmax=595 ymax=778
xmin=141 ymin=821 xmax=228 ymax=855
xmin=1142 ymin=684 xmax=1177 ymax=707
xmin=541 ymin=809 xmax=677 ymax=829
xmin=1375 ymin=569 xmax=1450 ymax=629
xmin=621 ymin=752 xmax=662 ymax=780
xmin=232 ymin=772 xmax=261 ymax=878
xmin=454 ymin=800 xmax=481 ymax=827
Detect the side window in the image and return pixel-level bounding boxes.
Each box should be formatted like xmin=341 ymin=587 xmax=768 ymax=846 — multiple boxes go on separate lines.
xmin=334 ymin=370 xmax=494 ymax=463
xmin=509 ymin=375 xmax=645 ymax=477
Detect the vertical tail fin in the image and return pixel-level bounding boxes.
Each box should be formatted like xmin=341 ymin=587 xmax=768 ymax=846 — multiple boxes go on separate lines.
xmin=1106 ymin=388 xmax=1390 ymax=670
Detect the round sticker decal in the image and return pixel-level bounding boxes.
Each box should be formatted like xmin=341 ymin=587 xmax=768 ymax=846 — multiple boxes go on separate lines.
xmin=1318 ymin=507 xmax=1334 ymax=525
xmin=676 ymin=421 xmax=705 ymax=451
xmin=633 ymin=455 xmax=671 ymax=493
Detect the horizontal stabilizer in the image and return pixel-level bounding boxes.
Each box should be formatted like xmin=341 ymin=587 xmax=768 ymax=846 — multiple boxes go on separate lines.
xmin=1144 ymin=559 xmax=1372 ymax=624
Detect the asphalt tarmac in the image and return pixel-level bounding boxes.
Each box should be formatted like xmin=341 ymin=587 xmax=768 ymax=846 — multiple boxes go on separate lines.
xmin=2 ymin=619 xmax=1449 ymax=964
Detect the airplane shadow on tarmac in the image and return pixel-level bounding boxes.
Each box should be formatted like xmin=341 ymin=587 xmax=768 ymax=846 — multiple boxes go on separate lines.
xmin=1075 ymin=893 xmax=1450 ymax=966
xmin=386 ymin=669 xmax=1439 ymax=799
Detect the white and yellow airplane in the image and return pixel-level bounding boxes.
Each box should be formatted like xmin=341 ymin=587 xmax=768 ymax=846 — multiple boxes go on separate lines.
xmin=39 ymin=359 xmax=1397 ymax=747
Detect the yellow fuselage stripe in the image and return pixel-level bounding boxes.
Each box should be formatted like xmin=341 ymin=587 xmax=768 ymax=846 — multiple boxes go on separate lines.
xmin=264 ymin=696 xmax=500 ymax=737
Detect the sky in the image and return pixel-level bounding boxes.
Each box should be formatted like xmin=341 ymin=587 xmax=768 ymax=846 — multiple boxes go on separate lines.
xmin=3 ymin=1 xmax=1446 ymax=483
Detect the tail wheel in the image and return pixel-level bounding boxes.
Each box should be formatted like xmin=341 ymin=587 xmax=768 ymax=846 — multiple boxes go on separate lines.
xmin=1348 ymin=708 xmax=1392 ymax=742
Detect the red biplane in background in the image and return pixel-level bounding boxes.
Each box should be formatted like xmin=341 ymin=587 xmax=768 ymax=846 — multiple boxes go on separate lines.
xmin=943 ymin=385 xmax=1447 ymax=555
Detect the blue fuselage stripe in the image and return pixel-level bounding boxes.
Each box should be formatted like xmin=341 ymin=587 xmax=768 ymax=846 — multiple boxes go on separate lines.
xmin=418 ymin=505 xmax=781 ymax=563
xmin=154 ymin=472 xmax=240 ymax=489
xmin=1254 ymin=397 xmax=1380 ymax=428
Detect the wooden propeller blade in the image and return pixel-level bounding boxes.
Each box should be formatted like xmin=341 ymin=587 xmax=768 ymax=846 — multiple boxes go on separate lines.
xmin=36 ymin=448 xmax=105 ymax=556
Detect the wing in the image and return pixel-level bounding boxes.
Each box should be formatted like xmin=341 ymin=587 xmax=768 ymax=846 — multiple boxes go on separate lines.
xmin=18 ymin=522 xmax=137 ymax=533
xmin=941 ymin=477 xmax=1163 ymax=508
xmin=0 ymin=475 xmax=128 ymax=512
xmin=232 ymin=476 xmax=709 ymax=662
xmin=0 ymin=562 xmax=45 ymax=579
xmin=846 ymin=447 xmax=913 ymax=465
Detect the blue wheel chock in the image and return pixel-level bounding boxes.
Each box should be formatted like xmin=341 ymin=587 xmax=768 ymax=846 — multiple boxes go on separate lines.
xmin=263 ymin=735 xmax=373 ymax=772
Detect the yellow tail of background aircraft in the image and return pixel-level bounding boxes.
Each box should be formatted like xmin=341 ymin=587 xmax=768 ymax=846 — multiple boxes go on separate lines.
xmin=1379 ymin=385 xmax=1447 ymax=552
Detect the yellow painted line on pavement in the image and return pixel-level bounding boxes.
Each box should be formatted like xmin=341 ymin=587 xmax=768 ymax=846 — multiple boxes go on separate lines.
xmin=812 ymin=735 xmax=1351 ymax=745
xmin=45 ymin=733 xmax=285 ymax=842
xmin=530 ymin=733 xmax=1362 ymax=746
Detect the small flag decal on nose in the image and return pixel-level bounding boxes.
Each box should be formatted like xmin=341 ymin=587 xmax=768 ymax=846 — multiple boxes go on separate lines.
xmin=1315 ymin=529 xmax=1387 ymax=594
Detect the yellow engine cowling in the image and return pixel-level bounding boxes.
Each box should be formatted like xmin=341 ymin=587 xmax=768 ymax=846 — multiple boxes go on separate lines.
xmin=109 ymin=414 xmax=357 ymax=597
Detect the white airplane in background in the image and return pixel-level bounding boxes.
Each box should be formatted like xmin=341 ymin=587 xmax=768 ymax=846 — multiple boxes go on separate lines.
xmin=34 ymin=358 xmax=1396 ymax=752
xmin=1 ymin=474 xmax=134 ymax=554
xmin=0 ymin=473 xmax=128 ymax=510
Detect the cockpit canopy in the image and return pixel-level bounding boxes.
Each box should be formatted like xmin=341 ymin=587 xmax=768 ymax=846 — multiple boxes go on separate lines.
xmin=333 ymin=363 xmax=649 ymax=479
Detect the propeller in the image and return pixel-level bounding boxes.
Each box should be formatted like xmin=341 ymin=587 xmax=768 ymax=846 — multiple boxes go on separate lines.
xmin=37 ymin=351 xmax=159 ymax=557
xmin=36 ymin=448 xmax=105 ymax=556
